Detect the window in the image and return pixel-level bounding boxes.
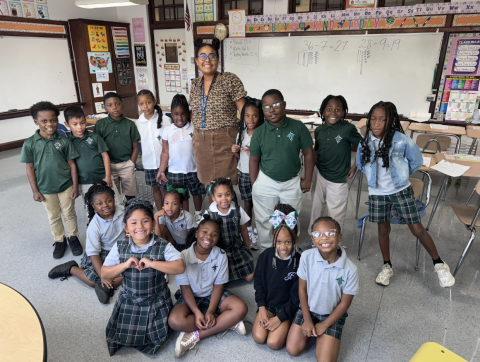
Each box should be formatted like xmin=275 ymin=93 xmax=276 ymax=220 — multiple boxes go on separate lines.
xmin=379 ymin=0 xmax=445 ymax=6
xmin=290 ymin=0 xmax=343 ymax=13
xmin=165 ymin=43 xmax=178 ymax=63
xmin=220 ymin=0 xmax=262 ymax=20
xmin=152 ymin=0 xmax=184 ymax=22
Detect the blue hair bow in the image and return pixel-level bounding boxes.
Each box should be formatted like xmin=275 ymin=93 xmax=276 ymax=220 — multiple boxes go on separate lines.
xmin=268 ymin=210 xmax=298 ymax=230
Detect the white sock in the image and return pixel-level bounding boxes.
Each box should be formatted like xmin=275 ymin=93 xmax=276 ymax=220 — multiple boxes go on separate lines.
xmin=195 ymin=210 xmax=202 ymax=215
xmin=254 ymin=228 xmax=258 ymax=234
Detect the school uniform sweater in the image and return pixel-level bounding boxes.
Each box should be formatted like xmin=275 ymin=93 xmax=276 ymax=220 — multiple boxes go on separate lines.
xmin=253 ymin=247 xmax=301 ymax=322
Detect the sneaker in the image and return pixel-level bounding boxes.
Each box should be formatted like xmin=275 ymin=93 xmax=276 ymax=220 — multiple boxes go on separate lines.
xmin=229 ymin=321 xmax=247 ymax=336
xmin=249 ymin=231 xmax=258 ymax=251
xmin=194 ymin=212 xmax=202 ymax=226
xmin=48 ymin=260 xmax=78 ymax=279
xmin=68 ymin=236 xmax=83 ymax=256
xmin=434 ymin=263 xmax=455 ymax=288
xmin=95 ymin=282 xmax=114 ymax=304
xmin=175 ymin=331 xmax=199 ymax=358
xmin=52 ymin=237 xmax=68 ymax=259
xmin=375 ymin=264 xmax=394 ymax=286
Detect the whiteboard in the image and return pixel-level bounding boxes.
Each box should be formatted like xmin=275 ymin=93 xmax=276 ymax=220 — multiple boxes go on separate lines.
xmin=224 ymin=33 xmax=443 ymax=115
xmin=0 ymin=37 xmax=77 ymax=112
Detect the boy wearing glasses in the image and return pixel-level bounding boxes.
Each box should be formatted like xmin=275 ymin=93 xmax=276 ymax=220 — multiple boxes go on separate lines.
xmin=249 ymin=89 xmax=314 ymax=251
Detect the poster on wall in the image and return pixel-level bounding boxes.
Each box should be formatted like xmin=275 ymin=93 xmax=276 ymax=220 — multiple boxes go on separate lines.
xmin=36 ymin=4 xmax=48 ymax=19
xmin=447 ymin=37 xmax=480 ymax=76
xmin=92 ymin=83 xmax=103 ymax=98
xmin=36 ymin=0 xmax=47 ymax=3
xmin=134 ymin=44 xmax=147 ymax=66
xmin=112 ymin=27 xmax=130 ymax=58
xmin=9 ymin=1 xmax=22 ymax=17
xmin=346 ymin=0 xmax=376 ymax=8
xmin=442 ymin=76 xmax=480 ymax=122
xmin=195 ymin=0 xmax=213 ymax=22
xmin=88 ymin=25 xmax=108 ymax=51
xmin=116 ymin=59 xmax=133 ymax=86
xmin=228 ymin=9 xmax=245 ymax=38
xmin=136 ymin=67 xmax=149 ymax=90
xmin=132 ymin=18 xmax=145 ymax=43
xmin=164 ymin=64 xmax=181 ymax=93
xmin=88 ymin=52 xmax=113 ymax=74
xmin=22 ymin=2 xmax=36 ymax=18
xmin=0 ymin=1 xmax=9 ymax=16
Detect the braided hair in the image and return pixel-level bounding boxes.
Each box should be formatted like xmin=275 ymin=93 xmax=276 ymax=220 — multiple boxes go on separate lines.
xmin=193 ymin=38 xmax=220 ymax=58
xmin=123 ymin=199 xmax=154 ymax=224
xmin=359 ymin=101 xmax=404 ymax=169
xmin=137 ymin=89 xmax=163 ymax=128
xmin=311 ymin=216 xmax=341 ymax=233
xmin=319 ymin=95 xmax=348 ymax=122
xmin=237 ymin=97 xmax=264 ymax=150
xmin=84 ymin=179 xmax=115 ymax=226
xmin=171 ymin=94 xmax=191 ymax=124
xmin=271 ymin=203 xmax=299 ymax=269
xmin=184 ymin=214 xmax=225 ymax=251
xmin=165 ymin=183 xmax=190 ymax=204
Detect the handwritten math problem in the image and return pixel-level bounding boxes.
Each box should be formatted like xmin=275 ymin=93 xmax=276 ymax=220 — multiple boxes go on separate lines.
xmin=359 ymin=38 xmax=401 ymax=51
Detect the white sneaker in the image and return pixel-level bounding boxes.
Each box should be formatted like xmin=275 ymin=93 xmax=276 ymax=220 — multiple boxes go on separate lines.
xmin=229 ymin=321 xmax=247 ymax=335
xmin=376 ymin=264 xmax=394 ymax=286
xmin=194 ymin=212 xmax=202 ymax=226
xmin=434 ymin=263 xmax=455 ymax=288
xmin=249 ymin=231 xmax=258 ymax=251
xmin=174 ymin=331 xmax=199 ymax=358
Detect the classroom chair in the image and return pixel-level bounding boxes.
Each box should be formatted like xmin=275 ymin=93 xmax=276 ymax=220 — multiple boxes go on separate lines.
xmin=409 ymin=342 xmax=467 ymax=362
xmin=357 ymin=171 xmax=431 ymax=271
xmin=449 ymin=179 xmax=480 ymax=277
xmin=416 ymin=134 xmax=451 ymax=153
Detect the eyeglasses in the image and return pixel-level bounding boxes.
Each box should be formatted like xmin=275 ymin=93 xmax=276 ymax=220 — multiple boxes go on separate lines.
xmin=262 ymin=101 xmax=285 ymax=111
xmin=310 ymin=230 xmax=337 ymax=238
xmin=197 ymin=54 xmax=218 ymax=61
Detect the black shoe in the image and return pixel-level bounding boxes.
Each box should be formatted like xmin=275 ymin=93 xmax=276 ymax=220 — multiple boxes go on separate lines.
xmin=48 ymin=260 xmax=78 ymax=279
xmin=95 ymin=283 xmax=114 ymax=304
xmin=68 ymin=236 xmax=83 ymax=256
xmin=53 ymin=237 xmax=68 ymax=259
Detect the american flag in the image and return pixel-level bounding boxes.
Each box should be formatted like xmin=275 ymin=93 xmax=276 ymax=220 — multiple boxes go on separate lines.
xmin=185 ymin=2 xmax=191 ymax=31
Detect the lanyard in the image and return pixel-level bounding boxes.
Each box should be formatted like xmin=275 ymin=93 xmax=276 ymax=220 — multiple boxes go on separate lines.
xmin=200 ymin=72 xmax=218 ymax=129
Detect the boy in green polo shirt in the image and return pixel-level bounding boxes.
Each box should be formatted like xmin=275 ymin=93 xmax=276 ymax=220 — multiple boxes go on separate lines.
xmin=94 ymin=92 xmax=140 ymax=202
xmin=249 ymin=89 xmax=315 ymax=251
xmin=64 ymin=106 xmax=111 ymax=203
xmin=20 ymin=101 xmax=83 ymax=259
xmin=309 ymin=95 xmax=362 ymax=232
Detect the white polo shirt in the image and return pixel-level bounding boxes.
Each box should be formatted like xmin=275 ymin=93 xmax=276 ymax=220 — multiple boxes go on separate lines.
xmin=135 ymin=111 xmax=171 ymax=170
xmin=236 ymin=129 xmax=252 ymax=174
xmin=162 ymin=122 xmax=196 ymax=174
xmin=297 ymin=247 xmax=359 ymax=315
xmin=176 ymin=243 xmax=229 ymax=297
xmin=204 ymin=201 xmax=250 ymax=225
xmin=85 ymin=208 xmax=124 ymax=256
xmin=158 ymin=210 xmax=196 ymax=245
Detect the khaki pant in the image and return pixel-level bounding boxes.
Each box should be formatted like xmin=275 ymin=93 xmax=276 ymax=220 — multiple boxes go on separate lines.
xmin=252 ymin=171 xmax=303 ymax=251
xmin=309 ymin=168 xmax=348 ymax=232
xmin=42 ymin=185 xmax=79 ymax=242
xmin=111 ymin=160 xmax=139 ymax=201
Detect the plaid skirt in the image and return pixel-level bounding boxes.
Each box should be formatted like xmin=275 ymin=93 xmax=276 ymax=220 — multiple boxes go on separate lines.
xmin=226 ymin=243 xmax=254 ymax=281
xmin=292 ymin=309 xmax=348 ymax=340
xmin=238 ymin=172 xmax=252 ymax=201
xmin=174 ymin=289 xmax=234 ymax=314
xmin=167 ymin=171 xmax=206 ymax=198
xmin=80 ymin=249 xmax=110 ymax=283
xmin=106 ymin=293 xmax=173 ymax=356
xmin=144 ymin=168 xmax=167 ymax=189
xmin=368 ymin=186 xmax=420 ymax=224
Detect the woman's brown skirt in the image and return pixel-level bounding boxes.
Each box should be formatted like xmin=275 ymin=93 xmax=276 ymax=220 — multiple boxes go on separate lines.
xmin=192 ymin=127 xmax=239 ymax=185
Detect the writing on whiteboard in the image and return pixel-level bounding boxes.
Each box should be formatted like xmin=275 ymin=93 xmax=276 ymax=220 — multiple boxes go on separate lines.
xmin=225 ymin=39 xmax=259 ymax=65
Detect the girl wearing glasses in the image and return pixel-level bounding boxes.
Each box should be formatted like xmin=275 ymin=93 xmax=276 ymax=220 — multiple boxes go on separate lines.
xmin=286 ymin=216 xmax=358 ymax=362
xmin=189 ymin=39 xmax=247 ymax=188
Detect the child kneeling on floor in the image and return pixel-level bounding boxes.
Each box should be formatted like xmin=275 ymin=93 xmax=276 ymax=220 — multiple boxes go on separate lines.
xmin=286 ymin=216 xmax=358 ymax=362
xmin=168 ymin=215 xmax=248 ymax=358
xmin=252 ymin=203 xmax=301 ymax=350
xmin=48 ymin=180 xmax=124 ymax=304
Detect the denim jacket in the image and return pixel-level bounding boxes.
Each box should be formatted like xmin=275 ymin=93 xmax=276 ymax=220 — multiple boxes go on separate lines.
xmin=356 ymin=131 xmax=423 ymax=189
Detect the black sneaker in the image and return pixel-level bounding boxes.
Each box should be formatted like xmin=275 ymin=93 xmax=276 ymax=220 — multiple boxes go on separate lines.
xmin=68 ymin=236 xmax=83 ymax=256
xmin=95 ymin=283 xmax=114 ymax=304
xmin=48 ymin=260 xmax=78 ymax=279
xmin=53 ymin=237 xmax=68 ymax=259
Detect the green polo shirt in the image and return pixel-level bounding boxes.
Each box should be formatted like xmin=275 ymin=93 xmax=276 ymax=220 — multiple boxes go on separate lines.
xmin=20 ymin=130 xmax=79 ymax=194
xmin=314 ymin=121 xmax=362 ymax=183
xmin=250 ymin=117 xmax=313 ymax=182
xmin=93 ymin=115 xmax=140 ymax=163
xmin=70 ymin=131 xmax=109 ymax=184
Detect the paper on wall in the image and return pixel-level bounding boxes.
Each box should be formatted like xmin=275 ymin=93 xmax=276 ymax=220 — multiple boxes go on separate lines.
xmin=92 ymin=83 xmax=103 ymax=98
xmin=96 ymin=71 xmax=109 ymax=82
xmin=431 ymin=160 xmax=470 ymax=177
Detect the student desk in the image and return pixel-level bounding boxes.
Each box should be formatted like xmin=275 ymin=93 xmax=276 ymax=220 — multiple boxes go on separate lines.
xmin=355 ymin=119 xmax=410 ymax=132
xmin=424 ymin=153 xmax=480 ymax=231
xmin=466 ymin=125 xmax=480 ymax=154
xmin=0 ymin=283 xmax=46 ymax=362
xmin=409 ymin=123 xmax=466 ymax=153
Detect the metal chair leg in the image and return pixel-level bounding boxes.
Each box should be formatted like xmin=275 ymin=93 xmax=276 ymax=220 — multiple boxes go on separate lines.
xmin=468 ymin=138 xmax=477 ymax=155
xmin=415 ymin=239 xmax=421 ymax=271
xmin=349 ymin=169 xmax=358 ymax=190
xmin=358 ymin=218 xmax=367 ymax=260
xmin=355 ymin=174 xmax=363 ymax=219
xmin=466 ymin=187 xmax=476 ymax=206
xmin=453 ymin=229 xmax=476 ymax=277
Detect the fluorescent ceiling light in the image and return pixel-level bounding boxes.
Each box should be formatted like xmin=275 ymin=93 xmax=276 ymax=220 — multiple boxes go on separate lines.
xmin=76 ymin=0 xmax=148 ymax=9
